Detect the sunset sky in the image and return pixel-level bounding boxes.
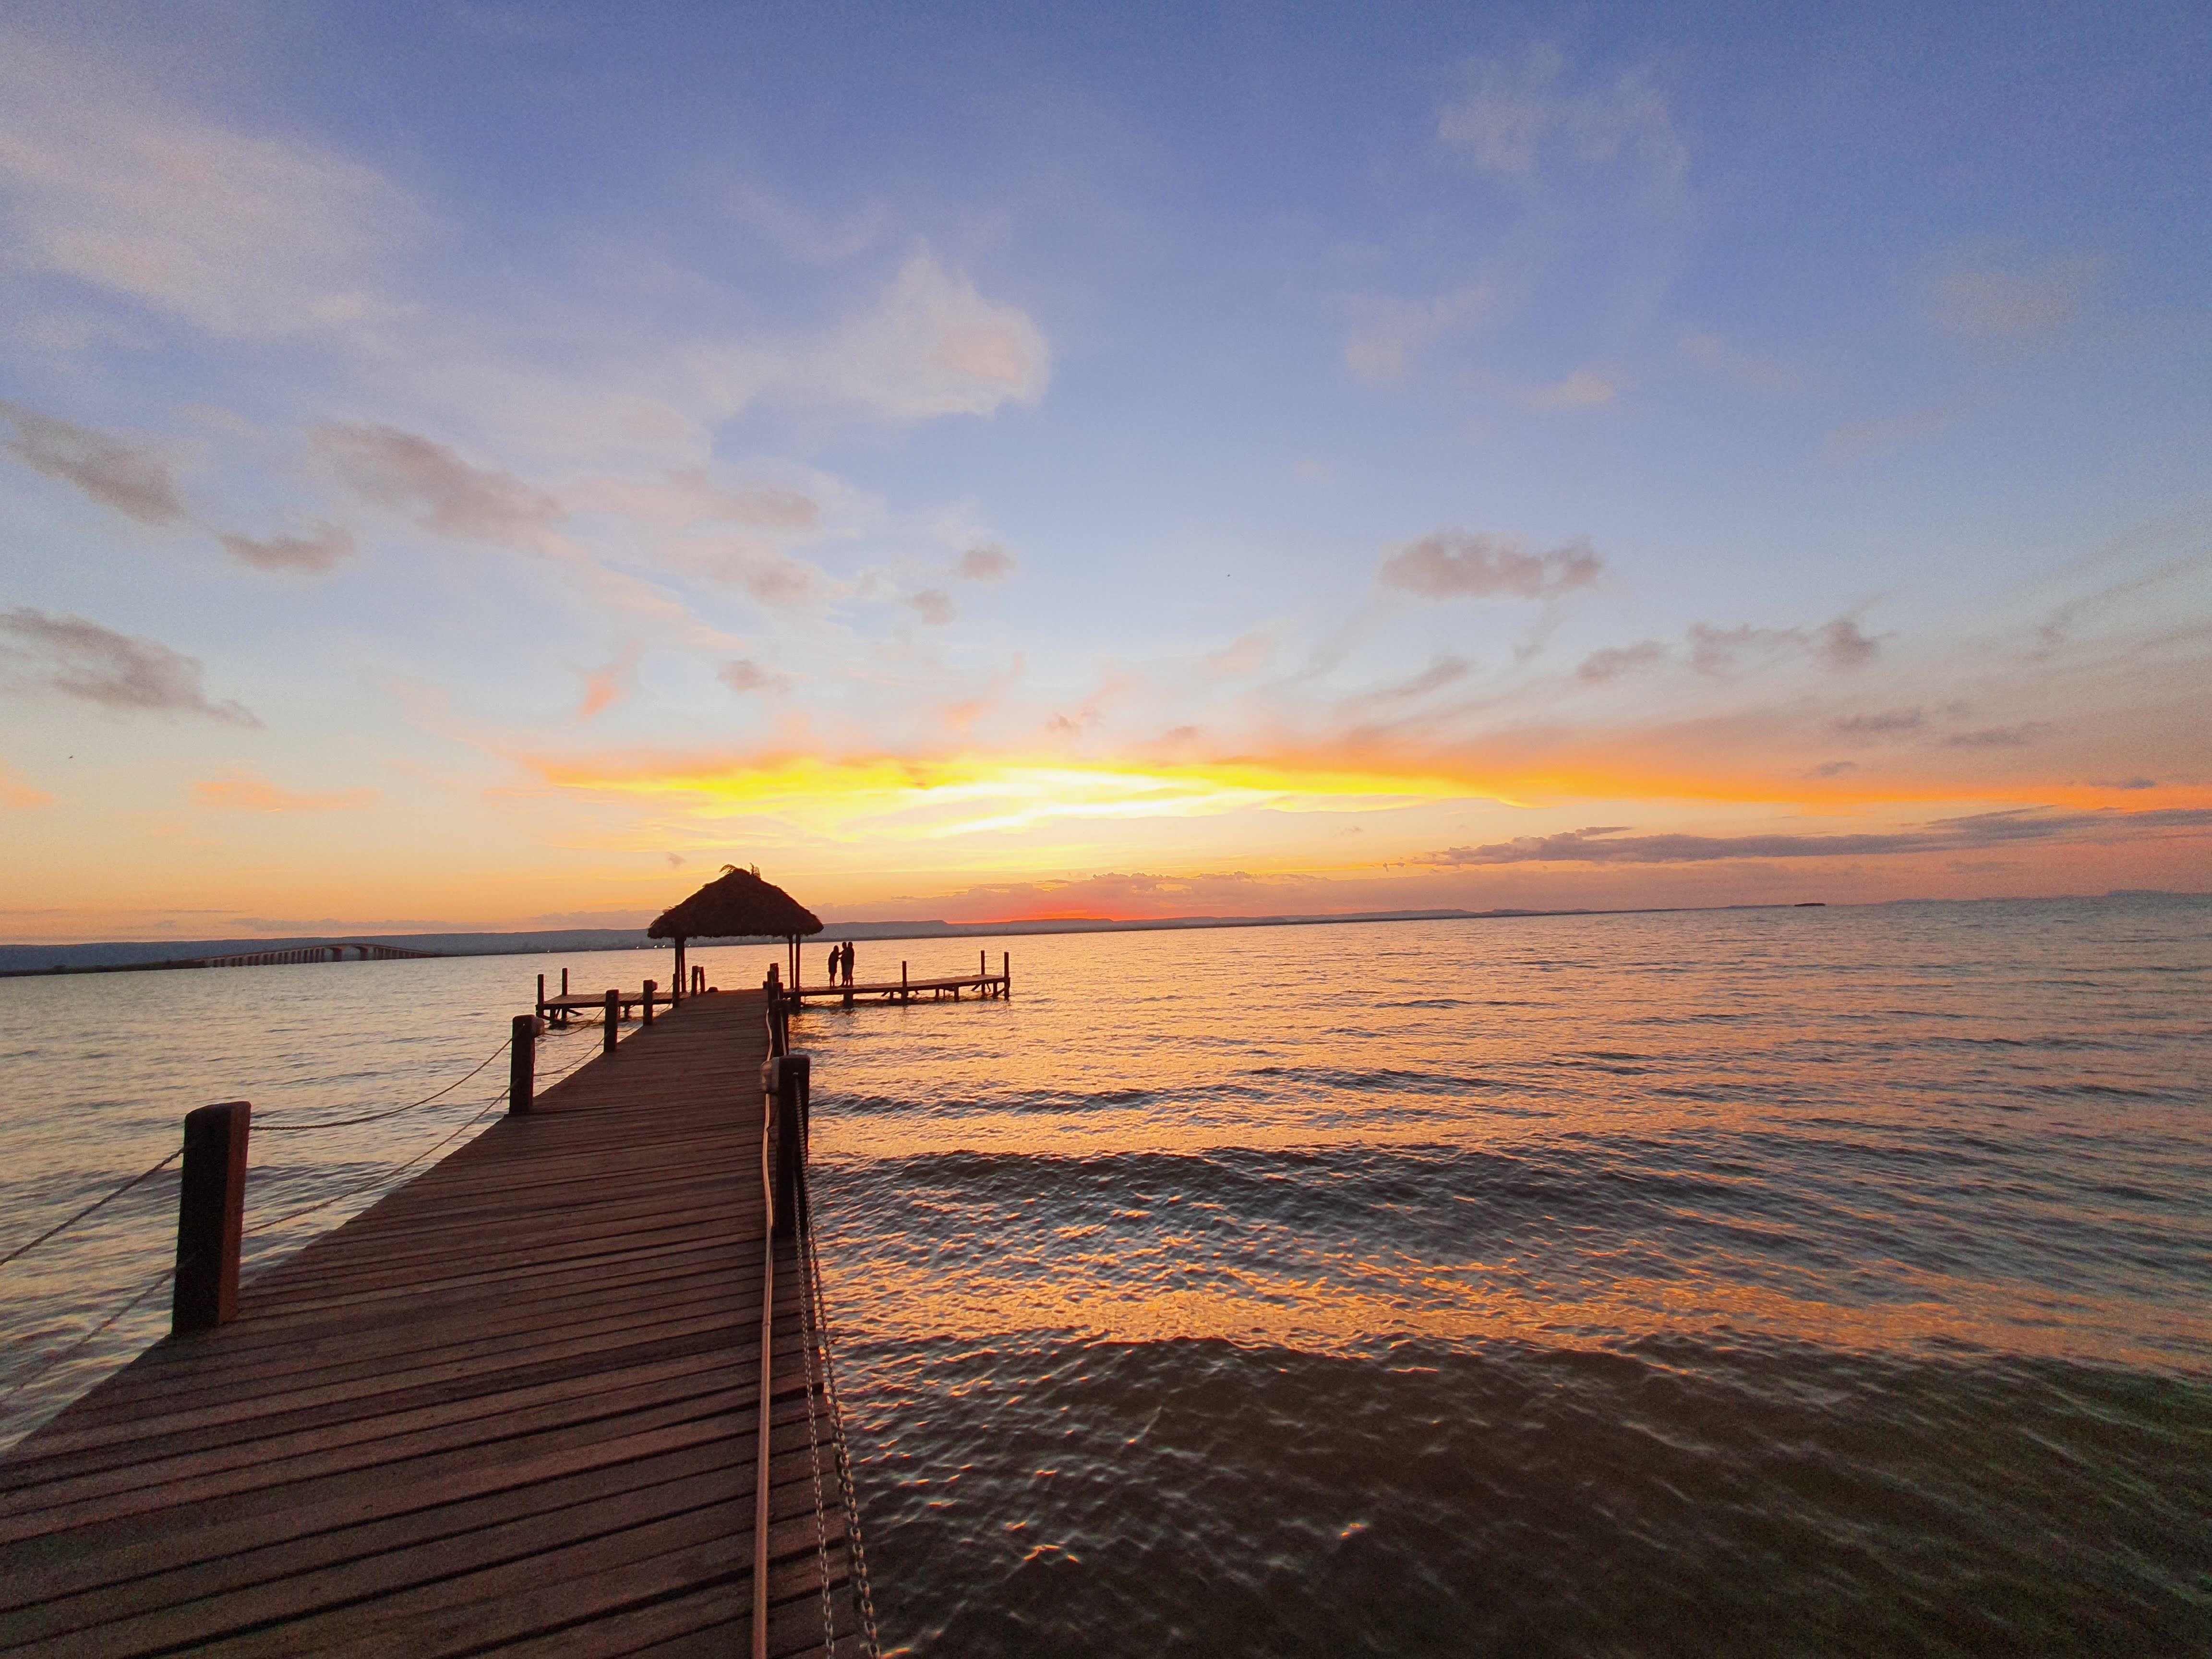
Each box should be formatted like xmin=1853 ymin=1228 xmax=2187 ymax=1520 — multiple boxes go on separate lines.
xmin=2 ymin=1 xmax=2208 ymax=941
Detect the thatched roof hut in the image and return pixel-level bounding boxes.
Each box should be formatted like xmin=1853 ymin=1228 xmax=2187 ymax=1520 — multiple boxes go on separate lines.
xmin=649 ymin=866 xmax=822 ymax=997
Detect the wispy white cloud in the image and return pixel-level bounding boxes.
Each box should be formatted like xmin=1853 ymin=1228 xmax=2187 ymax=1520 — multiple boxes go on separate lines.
xmin=1689 ymin=616 xmax=1877 ymax=675
xmin=313 ymin=423 xmax=568 ymax=553
xmin=725 ymin=181 xmax=888 ymax=264
xmin=1344 ymin=284 xmax=1504 ymax=385
xmin=1576 ymin=639 xmax=1668 ymax=683
xmin=0 ymin=402 xmax=185 ymax=524
xmin=194 ymin=767 xmax=377 ymax=811
xmin=0 ymin=34 xmax=419 ymax=338
xmin=719 ymin=659 xmax=792 ymax=697
xmin=1438 ymin=46 xmax=1687 ymax=196
xmin=693 ymin=250 xmax=1049 ymax=421
xmin=957 ymin=542 xmax=1018 ymax=582
xmin=1929 ymin=253 xmax=2100 ymax=338
xmin=0 ymin=608 xmax=258 ymax=725
xmin=906 ymin=589 xmax=957 ymax=626
xmin=1379 ymin=529 xmax=1603 ymax=601
xmin=656 ymin=534 xmax=822 ymax=605
xmin=219 ymin=523 xmax=355 ymax=574
xmin=0 ymin=758 xmax=53 ymax=809
xmin=574 ymin=643 xmax=643 ymax=723
xmin=566 ymin=470 xmax=817 ymax=531
xmin=1523 ymin=368 xmax=1617 ymax=409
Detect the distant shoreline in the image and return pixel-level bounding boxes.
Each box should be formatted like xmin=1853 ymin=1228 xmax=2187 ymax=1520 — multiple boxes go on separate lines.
xmin=2 ymin=890 xmax=2200 ymax=980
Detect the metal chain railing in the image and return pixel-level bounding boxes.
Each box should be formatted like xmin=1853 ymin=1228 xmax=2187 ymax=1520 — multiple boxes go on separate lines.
xmin=801 ymin=1224 xmax=837 ymax=1652
xmin=803 ymin=1199 xmax=882 ymax=1657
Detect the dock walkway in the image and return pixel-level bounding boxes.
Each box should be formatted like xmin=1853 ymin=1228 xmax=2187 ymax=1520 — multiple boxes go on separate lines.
xmin=0 ymin=991 xmax=864 ymax=1657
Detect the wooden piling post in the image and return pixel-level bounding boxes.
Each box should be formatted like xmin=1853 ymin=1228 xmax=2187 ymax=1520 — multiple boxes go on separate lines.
xmin=536 ymin=974 xmax=545 ymax=1019
xmin=509 ymin=1014 xmax=535 ymax=1114
xmin=1004 ymin=950 xmax=1011 ymax=998
xmin=172 ymin=1101 xmax=250 ymax=1335
xmin=603 ymin=989 xmax=619 ymax=1055
xmin=902 ymin=960 xmax=908 ymax=1003
xmin=768 ymin=1055 xmax=808 ymax=1237
xmin=642 ymin=980 xmax=655 ymax=1026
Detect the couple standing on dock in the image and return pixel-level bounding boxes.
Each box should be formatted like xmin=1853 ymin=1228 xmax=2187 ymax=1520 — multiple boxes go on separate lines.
xmin=825 ymin=940 xmax=856 ymax=985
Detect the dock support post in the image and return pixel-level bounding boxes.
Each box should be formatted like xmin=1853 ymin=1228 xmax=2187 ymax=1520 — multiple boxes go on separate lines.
xmin=1004 ymin=950 xmax=1011 ymax=998
xmin=509 ymin=1014 xmax=535 ymax=1114
xmin=902 ymin=960 xmax=908 ymax=1003
xmin=603 ymin=989 xmax=618 ymax=1055
xmin=768 ymin=1054 xmax=809 ymax=1237
xmin=536 ymin=973 xmax=545 ymax=1020
xmin=673 ymin=939 xmax=685 ymax=1004
xmin=172 ymin=1101 xmax=250 ymax=1336
xmin=642 ymin=980 xmax=655 ymax=1026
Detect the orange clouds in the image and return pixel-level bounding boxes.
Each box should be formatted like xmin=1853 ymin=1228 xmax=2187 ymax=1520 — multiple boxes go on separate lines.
xmin=193 ymin=768 xmax=378 ymax=812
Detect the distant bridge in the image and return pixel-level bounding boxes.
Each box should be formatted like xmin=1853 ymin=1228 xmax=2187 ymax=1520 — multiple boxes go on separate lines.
xmin=191 ymin=942 xmax=444 ymax=968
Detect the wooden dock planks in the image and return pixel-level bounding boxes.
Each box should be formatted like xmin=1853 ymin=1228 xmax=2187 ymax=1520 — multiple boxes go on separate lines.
xmin=0 ymin=991 xmax=865 ymax=1658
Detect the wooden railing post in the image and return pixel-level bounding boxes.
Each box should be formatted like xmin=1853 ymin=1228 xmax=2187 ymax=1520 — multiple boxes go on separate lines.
xmin=536 ymin=973 xmax=545 ymax=1020
xmin=768 ymin=1055 xmax=808 ymax=1237
xmin=603 ymin=989 xmax=618 ymax=1055
xmin=642 ymin=980 xmax=655 ymax=1026
xmin=1004 ymin=950 xmax=1011 ymax=998
xmin=509 ymin=1013 xmax=535 ymax=1114
xmin=172 ymin=1101 xmax=250 ymax=1335
xmin=901 ymin=960 xmax=908 ymax=1004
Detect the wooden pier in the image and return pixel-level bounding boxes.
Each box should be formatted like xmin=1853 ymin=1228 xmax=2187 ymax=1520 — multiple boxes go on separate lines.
xmin=0 ymin=991 xmax=866 ymax=1657
xmin=781 ymin=950 xmax=1010 ymax=1007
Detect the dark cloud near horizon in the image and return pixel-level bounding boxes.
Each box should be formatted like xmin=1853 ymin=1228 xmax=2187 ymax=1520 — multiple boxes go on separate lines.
xmin=313 ymin=422 xmax=563 ymax=550
xmin=1577 ymin=639 xmax=1667 ymax=682
xmin=0 ymin=402 xmax=186 ymax=526
xmin=1943 ymin=723 xmax=2055 ymax=748
xmin=220 ymin=522 xmax=356 ymax=574
xmin=1691 ymin=616 xmax=1877 ymax=675
xmin=0 ymin=608 xmax=259 ymax=725
xmin=1380 ymin=529 xmax=1602 ymax=601
xmin=1831 ymin=708 xmax=1923 ymax=737
xmin=1580 ymin=615 xmax=1878 ymax=685
xmin=1422 ymin=807 xmax=2212 ymax=867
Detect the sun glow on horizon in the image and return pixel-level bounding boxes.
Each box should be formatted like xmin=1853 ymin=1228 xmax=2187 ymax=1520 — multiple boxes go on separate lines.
xmin=530 ymin=754 xmax=1525 ymax=841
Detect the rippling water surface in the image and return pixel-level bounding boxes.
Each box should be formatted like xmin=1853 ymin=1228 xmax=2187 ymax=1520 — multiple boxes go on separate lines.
xmin=3 ymin=897 xmax=2209 ymax=1654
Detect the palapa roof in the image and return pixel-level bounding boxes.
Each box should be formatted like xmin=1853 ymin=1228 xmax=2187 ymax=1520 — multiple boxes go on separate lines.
xmin=647 ymin=866 xmax=823 ymax=941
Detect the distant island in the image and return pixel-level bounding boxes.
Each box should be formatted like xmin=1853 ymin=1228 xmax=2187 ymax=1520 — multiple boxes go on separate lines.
xmin=5 ymin=891 xmax=2198 ymax=978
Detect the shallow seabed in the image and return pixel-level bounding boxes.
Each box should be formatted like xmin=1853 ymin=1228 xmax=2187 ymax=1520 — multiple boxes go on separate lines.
xmin=3 ymin=896 xmax=2209 ymax=1654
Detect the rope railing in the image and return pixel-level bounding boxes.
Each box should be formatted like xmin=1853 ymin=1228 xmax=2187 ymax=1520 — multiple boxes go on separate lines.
xmin=0 ymin=1147 xmax=183 ymax=1272
xmin=255 ymin=1038 xmax=510 ymax=1132
xmin=1 ymin=1011 xmax=613 ymax=1285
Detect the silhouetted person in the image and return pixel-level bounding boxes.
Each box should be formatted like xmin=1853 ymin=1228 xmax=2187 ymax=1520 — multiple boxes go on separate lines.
xmin=826 ymin=943 xmax=842 ymax=982
xmin=842 ymin=941 xmax=856 ymax=984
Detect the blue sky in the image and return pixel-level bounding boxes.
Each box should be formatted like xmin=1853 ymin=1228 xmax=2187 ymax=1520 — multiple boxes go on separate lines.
xmin=1 ymin=0 xmax=2207 ymax=938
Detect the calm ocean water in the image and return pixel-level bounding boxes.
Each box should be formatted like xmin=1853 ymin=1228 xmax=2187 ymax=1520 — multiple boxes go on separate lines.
xmin=3 ymin=896 xmax=2209 ymax=1653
